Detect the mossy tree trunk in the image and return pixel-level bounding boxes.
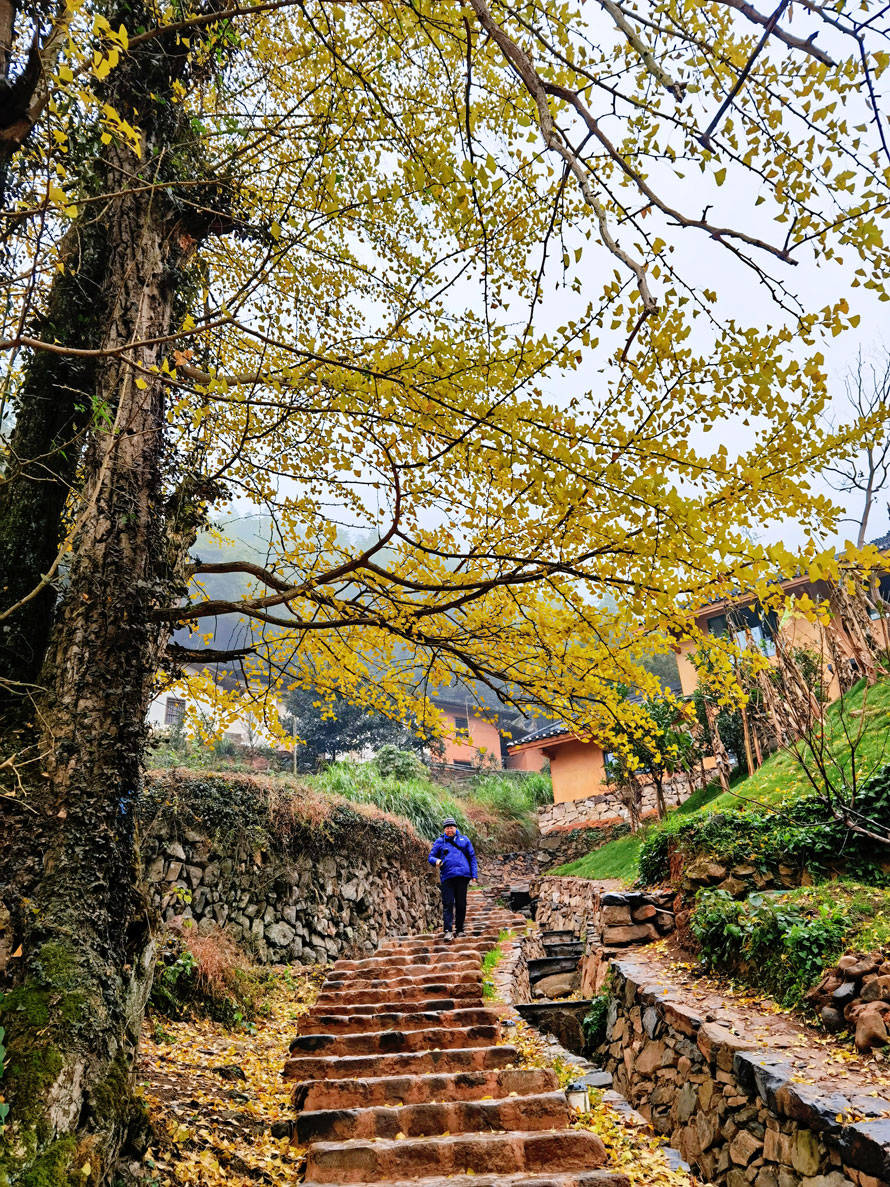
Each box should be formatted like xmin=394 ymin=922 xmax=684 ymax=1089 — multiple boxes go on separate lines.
xmin=0 ymin=8 xmax=228 ymax=1179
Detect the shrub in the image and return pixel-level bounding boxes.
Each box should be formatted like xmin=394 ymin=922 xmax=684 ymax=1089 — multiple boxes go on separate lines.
xmin=466 ymin=771 xmax=552 ymax=818
xmin=149 ymin=922 xmax=258 ymax=1027
xmin=375 ymin=745 xmax=426 ymax=781
xmin=690 ymin=887 xmax=855 ymax=1007
xmin=582 ymin=993 xmax=611 ymax=1047
xmin=636 ymin=786 xmax=890 ymax=888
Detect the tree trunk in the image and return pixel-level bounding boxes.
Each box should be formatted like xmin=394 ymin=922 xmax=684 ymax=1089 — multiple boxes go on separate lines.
xmin=0 ymin=228 xmax=109 ymax=721
xmin=0 ymin=136 xmax=196 ymax=1181
xmin=653 ymin=771 xmax=667 ymax=819
xmin=740 ymin=701 xmax=756 ymax=774
xmin=0 ymin=0 xmax=236 ymax=1171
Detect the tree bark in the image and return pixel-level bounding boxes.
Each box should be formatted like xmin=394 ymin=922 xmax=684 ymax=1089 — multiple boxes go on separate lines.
xmin=0 ymin=15 xmax=230 ymax=1167
xmin=0 ymin=228 xmax=109 ymax=723
xmin=0 ymin=151 xmax=182 ymax=1178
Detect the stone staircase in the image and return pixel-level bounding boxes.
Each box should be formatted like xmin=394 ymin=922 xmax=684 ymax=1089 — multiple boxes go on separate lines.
xmin=285 ymin=891 xmax=629 ymax=1187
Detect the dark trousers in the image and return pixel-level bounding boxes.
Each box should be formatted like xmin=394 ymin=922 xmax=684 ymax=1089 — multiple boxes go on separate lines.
xmin=441 ymin=876 xmax=470 ymax=933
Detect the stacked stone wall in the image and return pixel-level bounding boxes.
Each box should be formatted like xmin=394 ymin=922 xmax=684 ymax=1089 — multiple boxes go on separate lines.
xmin=532 ymin=876 xmax=675 ymax=946
xmin=478 ymin=852 xmax=540 ymax=898
xmin=139 ymin=772 xmax=440 ymax=964
xmin=594 ymin=958 xmax=890 ymax=1187
xmin=537 ymin=770 xmax=703 ymax=837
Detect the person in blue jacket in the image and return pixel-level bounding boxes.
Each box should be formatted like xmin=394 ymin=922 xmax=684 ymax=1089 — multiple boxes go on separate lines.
xmin=428 ymin=816 xmax=478 ymax=940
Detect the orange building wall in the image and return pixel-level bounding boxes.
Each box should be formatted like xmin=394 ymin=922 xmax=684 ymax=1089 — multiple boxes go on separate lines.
xmin=440 ymin=711 xmax=503 ymax=767
xmin=505 ymin=747 xmax=547 ymax=773
xmin=679 ymin=594 xmax=865 ymax=702
xmin=546 ymin=739 xmax=607 ymax=804
xmin=674 ymin=642 xmax=699 ymax=698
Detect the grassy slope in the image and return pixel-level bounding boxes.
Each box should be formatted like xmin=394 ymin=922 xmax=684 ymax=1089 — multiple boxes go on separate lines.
xmin=706 ymin=675 xmax=890 ymax=811
xmin=551 ymin=675 xmax=890 ymax=884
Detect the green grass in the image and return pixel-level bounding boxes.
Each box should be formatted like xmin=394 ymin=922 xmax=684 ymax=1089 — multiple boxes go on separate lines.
xmin=310 ymin=760 xmax=470 ymax=839
xmin=309 ymin=759 xmax=552 ymax=846
xmin=707 ymin=675 xmax=890 ymax=812
xmin=552 ymin=833 xmax=645 ymax=882
xmin=481 ymin=929 xmax=514 ymax=999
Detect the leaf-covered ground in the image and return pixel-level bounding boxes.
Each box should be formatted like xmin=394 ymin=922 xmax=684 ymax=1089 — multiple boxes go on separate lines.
xmin=509 ymin=1019 xmax=702 ymax=1187
xmin=133 ymin=965 xmax=324 ymax=1185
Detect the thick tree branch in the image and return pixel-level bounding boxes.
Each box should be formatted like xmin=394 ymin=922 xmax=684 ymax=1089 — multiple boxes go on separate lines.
xmin=713 ymin=0 xmax=835 ymax=65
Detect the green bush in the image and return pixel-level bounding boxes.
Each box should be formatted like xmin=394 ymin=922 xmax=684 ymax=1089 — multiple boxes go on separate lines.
xmin=582 ymin=993 xmax=611 ymax=1047
xmin=636 ymin=782 xmax=890 ymax=888
xmin=636 ymin=815 xmax=685 ymax=885
xmin=690 ymin=887 xmax=857 ymax=1007
xmin=374 ymin=745 xmax=426 ymax=781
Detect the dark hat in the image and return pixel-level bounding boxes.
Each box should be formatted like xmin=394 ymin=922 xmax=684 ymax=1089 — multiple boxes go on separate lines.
xmin=442 ymin=816 xmax=458 ymax=828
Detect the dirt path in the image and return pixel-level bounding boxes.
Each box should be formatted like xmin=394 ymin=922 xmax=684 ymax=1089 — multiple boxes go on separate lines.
xmin=641 ymin=942 xmax=890 ymax=1100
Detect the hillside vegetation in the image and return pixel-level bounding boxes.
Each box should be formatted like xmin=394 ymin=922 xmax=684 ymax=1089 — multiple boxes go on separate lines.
xmin=148 ymin=755 xmax=552 ymax=852
xmin=554 ymin=675 xmax=890 ymax=884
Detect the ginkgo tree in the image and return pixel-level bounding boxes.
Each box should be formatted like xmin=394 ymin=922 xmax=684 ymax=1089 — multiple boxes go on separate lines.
xmin=1 ymin=0 xmax=890 ymax=1178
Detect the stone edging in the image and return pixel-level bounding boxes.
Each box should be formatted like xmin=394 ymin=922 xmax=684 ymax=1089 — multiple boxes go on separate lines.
xmin=596 ymin=957 xmax=890 ymax=1187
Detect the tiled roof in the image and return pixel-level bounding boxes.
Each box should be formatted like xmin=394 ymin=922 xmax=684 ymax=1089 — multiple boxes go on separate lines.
xmin=509 ymin=721 xmax=572 ymax=748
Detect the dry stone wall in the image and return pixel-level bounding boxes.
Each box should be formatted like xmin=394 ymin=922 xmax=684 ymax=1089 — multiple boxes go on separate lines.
xmin=594 ymin=957 xmax=890 ymax=1187
xmin=537 ymin=770 xmax=703 ymax=836
xmin=531 ymin=876 xmax=675 ymax=946
xmin=139 ymin=771 xmax=440 ymax=964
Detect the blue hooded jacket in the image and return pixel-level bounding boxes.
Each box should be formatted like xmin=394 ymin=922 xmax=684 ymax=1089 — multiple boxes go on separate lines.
xmin=428 ymin=830 xmax=478 ymax=882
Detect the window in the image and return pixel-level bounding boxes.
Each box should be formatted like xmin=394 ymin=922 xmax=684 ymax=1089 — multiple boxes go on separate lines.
xmin=453 ymin=759 xmax=473 ymax=769
xmin=453 ymin=715 xmax=469 ymax=735
xmin=164 ymin=697 xmax=185 ymax=726
xmin=708 ymin=606 xmax=776 ymax=656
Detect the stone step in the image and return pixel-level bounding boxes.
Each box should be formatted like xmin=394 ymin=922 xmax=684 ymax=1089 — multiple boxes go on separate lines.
xmin=540 ymin=930 xmax=576 ymax=944
xmin=321 ymin=971 xmax=483 ymax=992
xmin=294 ymin=1067 xmax=559 ymax=1112
xmin=311 ymin=996 xmax=484 ymax=1017
xmin=527 ymin=957 xmax=580 ymax=983
xmin=289 ymin=1023 xmax=500 ymax=1057
xmin=305 ymin=1127 xmax=608 ymax=1183
xmin=371 ymin=947 xmax=489 ymax=965
xmin=383 ymin=923 xmax=520 ymax=944
xmin=295 ymin=1089 xmax=572 ymax=1144
xmin=331 ymin=955 xmax=483 ymax=973
xmin=303 ymin=1170 xmax=628 ymax=1187
xmin=314 ymin=983 xmax=482 ymax=1008
xmin=375 ymin=938 xmax=491 ymax=955
xmin=543 ymin=943 xmax=585 ymax=960
xmin=284 ymin=1043 xmax=519 ymax=1083
xmin=297 ymin=1006 xmax=503 ymax=1035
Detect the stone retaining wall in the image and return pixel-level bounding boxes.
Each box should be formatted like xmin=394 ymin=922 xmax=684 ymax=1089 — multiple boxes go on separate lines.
xmin=594 ymin=957 xmax=890 ymax=1187
xmin=139 ymin=776 xmax=440 ymax=965
xmin=478 ymin=852 xmax=540 ymax=898
xmin=537 ymin=771 xmax=702 ymax=836
xmin=532 ymin=877 xmax=675 ymax=945
xmin=493 ymin=931 xmax=547 ymax=1005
